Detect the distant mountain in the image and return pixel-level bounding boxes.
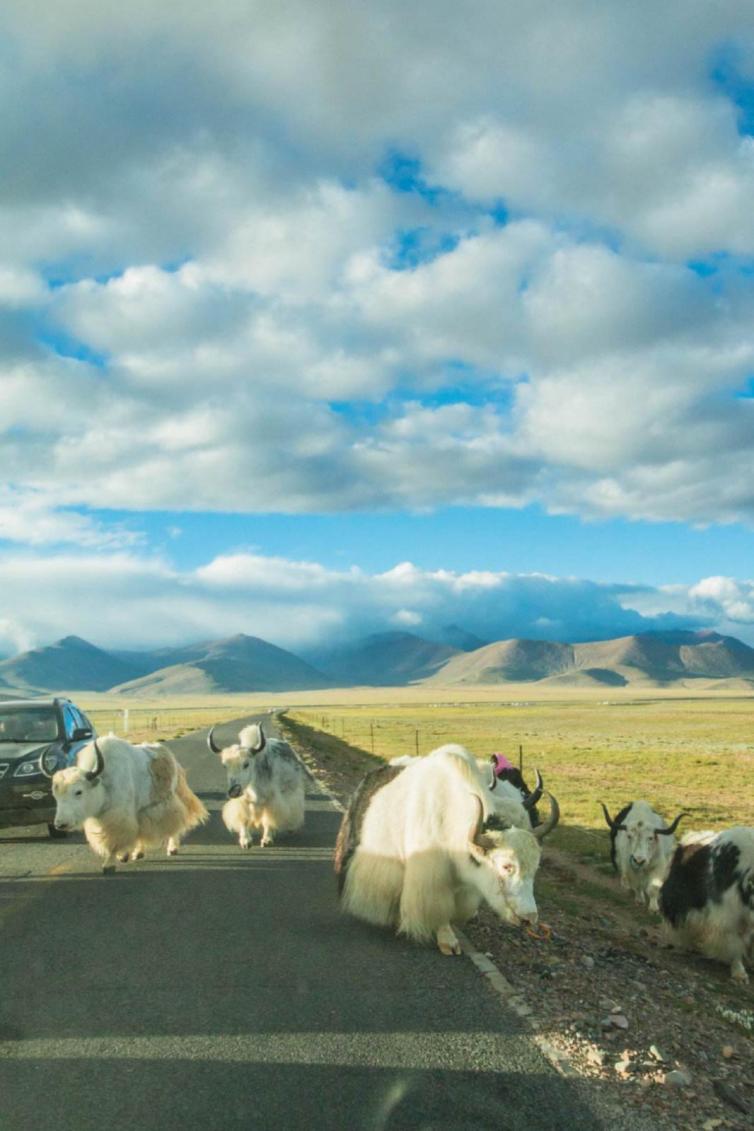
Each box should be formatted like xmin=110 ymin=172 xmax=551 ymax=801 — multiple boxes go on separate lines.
xmin=110 ymin=634 xmax=331 ymax=695
xmin=0 ymin=635 xmax=144 ymax=692
xmin=2 ymin=627 xmax=753 ymax=695
xmin=312 ymin=631 xmax=460 ymax=686
xmin=437 ymin=624 xmax=488 ymax=652
xmin=426 ymin=630 xmax=754 ymax=686
xmin=111 ymin=641 xmax=218 ymax=679
xmin=426 ymin=638 xmax=575 ymax=684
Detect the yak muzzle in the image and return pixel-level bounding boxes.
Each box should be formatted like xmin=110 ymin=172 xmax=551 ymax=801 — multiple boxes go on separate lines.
xmin=228 ymin=784 xmax=242 ymax=799
xmin=54 ymin=821 xmax=69 ymax=831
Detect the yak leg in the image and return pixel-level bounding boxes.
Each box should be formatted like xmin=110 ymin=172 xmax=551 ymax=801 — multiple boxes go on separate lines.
xmin=131 ymin=842 xmax=145 ymax=860
xmin=166 ymin=835 xmax=181 ymax=857
xmin=260 ymin=814 xmax=275 ymax=847
xmin=731 ymin=957 xmax=749 ymax=983
xmin=436 ymin=924 xmax=462 ymax=956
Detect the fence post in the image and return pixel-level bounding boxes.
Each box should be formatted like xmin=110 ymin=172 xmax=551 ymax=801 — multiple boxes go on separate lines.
xmin=122 ymin=708 xmax=129 ymax=736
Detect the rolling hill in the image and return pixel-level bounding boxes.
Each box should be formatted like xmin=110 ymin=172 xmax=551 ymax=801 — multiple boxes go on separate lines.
xmin=0 ymin=635 xmax=144 ymax=692
xmin=309 ymin=631 xmax=460 ymax=686
xmin=426 ymin=638 xmax=575 ymax=684
xmin=426 ymin=630 xmax=754 ymax=687
xmin=110 ymin=634 xmax=331 ymax=695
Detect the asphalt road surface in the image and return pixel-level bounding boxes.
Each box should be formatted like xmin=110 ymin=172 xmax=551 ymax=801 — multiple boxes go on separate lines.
xmin=0 ymin=715 xmax=605 ymax=1131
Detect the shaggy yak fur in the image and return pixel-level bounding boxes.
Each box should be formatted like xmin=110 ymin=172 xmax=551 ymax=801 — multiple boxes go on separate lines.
xmin=335 ymin=744 xmax=554 ymax=956
xmin=52 ymin=735 xmax=208 ymax=873
xmin=211 ymin=723 xmax=306 ymax=848
xmin=659 ymin=827 xmax=754 ymax=982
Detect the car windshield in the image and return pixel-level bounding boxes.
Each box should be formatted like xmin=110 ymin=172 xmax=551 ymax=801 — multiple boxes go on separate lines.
xmin=0 ymin=706 xmax=58 ymax=743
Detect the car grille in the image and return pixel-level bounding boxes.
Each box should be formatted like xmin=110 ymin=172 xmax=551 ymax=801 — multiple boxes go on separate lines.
xmin=0 ymin=764 xmax=8 ymax=780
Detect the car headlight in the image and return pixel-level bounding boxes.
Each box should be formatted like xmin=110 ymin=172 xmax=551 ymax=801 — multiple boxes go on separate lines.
xmin=15 ymin=759 xmax=43 ymax=777
xmin=41 ymin=749 xmax=59 ymax=775
xmin=14 ymin=750 xmax=57 ymax=778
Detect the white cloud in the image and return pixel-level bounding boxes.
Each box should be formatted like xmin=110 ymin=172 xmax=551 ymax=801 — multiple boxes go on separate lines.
xmin=1 ymin=2 xmax=754 ymax=532
xmin=0 ymin=549 xmax=717 ymax=655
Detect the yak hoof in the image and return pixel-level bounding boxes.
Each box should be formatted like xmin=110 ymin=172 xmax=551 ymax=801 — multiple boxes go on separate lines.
xmin=437 ymin=927 xmax=462 ymax=956
xmin=260 ymin=836 xmax=273 ymax=847
xmin=731 ymin=961 xmax=749 ymax=983
xmin=438 ymin=940 xmax=462 ymax=956
xmin=102 ymin=865 xmax=116 ymax=876
xmin=167 ymin=846 xmax=178 ymax=857
xmin=132 ymin=849 xmax=145 ymax=861
xmin=118 ymin=852 xmax=130 ymax=864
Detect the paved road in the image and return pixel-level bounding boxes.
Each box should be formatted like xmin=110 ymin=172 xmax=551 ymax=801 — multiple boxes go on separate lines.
xmin=0 ymin=716 xmax=603 ymax=1130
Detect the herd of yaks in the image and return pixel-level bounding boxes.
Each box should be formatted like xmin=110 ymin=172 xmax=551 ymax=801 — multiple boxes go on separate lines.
xmin=44 ymin=723 xmax=754 ymax=984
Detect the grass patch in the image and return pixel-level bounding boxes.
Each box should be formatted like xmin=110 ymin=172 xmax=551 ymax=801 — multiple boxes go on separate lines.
xmin=288 ymin=696 xmax=754 ymax=841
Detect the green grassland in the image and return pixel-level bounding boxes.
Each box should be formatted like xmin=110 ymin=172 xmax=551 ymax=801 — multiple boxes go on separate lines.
xmin=287 ymin=694 xmax=754 ymax=864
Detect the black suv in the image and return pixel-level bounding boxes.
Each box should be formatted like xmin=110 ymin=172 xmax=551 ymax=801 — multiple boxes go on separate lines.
xmin=0 ymin=697 xmax=96 ymax=837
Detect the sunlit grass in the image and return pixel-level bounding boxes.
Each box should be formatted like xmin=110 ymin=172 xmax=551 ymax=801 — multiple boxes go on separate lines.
xmin=288 ymin=696 xmax=754 ymax=861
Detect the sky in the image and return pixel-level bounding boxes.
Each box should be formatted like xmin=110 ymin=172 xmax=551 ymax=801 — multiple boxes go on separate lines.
xmin=2 ymin=1 xmax=754 ymax=654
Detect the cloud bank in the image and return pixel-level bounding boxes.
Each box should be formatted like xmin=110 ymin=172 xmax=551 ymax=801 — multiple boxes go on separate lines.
xmin=1 ymin=550 xmax=752 ymax=657
xmin=0 ymin=1 xmax=753 ymax=536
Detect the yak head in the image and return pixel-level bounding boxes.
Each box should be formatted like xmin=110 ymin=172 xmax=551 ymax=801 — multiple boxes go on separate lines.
xmin=49 ymin=740 xmax=106 ymax=831
xmin=601 ymin=800 xmax=688 ymax=870
xmin=466 ymin=792 xmax=559 ymax=927
xmin=208 ymin=723 xmax=268 ymax=802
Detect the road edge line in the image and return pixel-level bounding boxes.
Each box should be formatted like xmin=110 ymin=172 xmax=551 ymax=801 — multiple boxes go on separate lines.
xmin=455 ymin=925 xmax=579 ymax=1080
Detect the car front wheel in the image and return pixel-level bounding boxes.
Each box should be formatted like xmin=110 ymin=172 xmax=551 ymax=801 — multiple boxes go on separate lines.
xmin=47 ymin=822 xmax=67 ymax=839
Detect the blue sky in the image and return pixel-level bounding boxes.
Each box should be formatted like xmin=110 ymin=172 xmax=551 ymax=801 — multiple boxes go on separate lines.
xmin=1 ymin=2 xmax=754 ymax=652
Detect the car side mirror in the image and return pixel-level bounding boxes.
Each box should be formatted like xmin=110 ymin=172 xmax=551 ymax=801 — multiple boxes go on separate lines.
xmin=71 ymin=727 xmax=93 ymax=741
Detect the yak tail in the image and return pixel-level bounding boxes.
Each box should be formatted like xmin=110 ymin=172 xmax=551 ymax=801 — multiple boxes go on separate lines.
xmin=175 ymin=763 xmax=209 ymax=828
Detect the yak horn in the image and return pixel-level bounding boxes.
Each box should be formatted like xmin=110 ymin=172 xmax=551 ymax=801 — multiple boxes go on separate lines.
xmin=600 ymin=801 xmax=615 ymax=829
xmin=207 ymin=727 xmax=222 ymax=754
xmin=470 ymin=794 xmax=486 ymax=842
xmin=657 ymin=811 xmax=691 ymax=836
xmin=532 ymin=791 xmax=560 ymax=840
xmin=522 ymin=768 xmax=543 ymax=811
xmin=487 ymin=761 xmax=498 ymax=791
xmin=85 ymin=739 xmax=105 ymax=782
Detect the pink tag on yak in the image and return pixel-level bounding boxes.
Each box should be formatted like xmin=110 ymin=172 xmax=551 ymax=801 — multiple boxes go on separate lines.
xmin=491 ymin=752 xmax=515 ymax=776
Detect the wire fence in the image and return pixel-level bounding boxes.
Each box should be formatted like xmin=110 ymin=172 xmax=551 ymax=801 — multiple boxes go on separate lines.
xmin=86 ymin=704 xmax=262 ymax=744
xmin=299 ymin=713 xmax=531 ymax=770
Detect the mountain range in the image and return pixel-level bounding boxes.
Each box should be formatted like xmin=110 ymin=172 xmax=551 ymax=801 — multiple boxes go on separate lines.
xmin=1 ymin=629 xmax=754 ymax=696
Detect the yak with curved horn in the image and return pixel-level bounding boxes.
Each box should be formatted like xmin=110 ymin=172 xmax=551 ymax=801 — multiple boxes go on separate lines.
xmin=49 ymin=736 xmax=207 ymax=873
xmin=487 ymin=760 xmax=551 ymax=833
xmin=208 ymin=721 xmax=304 ymax=848
xmin=601 ymin=798 xmax=691 ymax=912
xmin=337 ymin=742 xmax=547 ymax=956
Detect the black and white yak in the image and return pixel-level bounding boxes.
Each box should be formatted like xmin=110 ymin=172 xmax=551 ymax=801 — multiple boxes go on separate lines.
xmin=659 ymin=827 xmax=754 ymax=982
